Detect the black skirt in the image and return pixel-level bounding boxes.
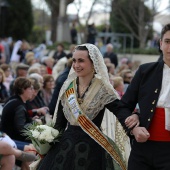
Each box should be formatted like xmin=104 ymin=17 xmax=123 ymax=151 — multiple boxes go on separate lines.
xmin=37 ymin=125 xmax=115 ymax=170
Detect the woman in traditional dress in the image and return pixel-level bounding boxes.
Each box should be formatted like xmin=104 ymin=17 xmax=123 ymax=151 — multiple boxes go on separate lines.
xmin=37 ymin=44 xmax=138 ymax=170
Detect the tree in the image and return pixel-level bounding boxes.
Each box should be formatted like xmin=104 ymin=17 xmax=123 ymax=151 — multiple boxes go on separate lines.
xmin=73 ymin=0 xmax=101 ymax=42
xmin=44 ymin=0 xmax=74 ymax=43
xmin=111 ymin=0 xmax=153 ymax=48
xmin=5 ymin=0 xmax=33 ymax=40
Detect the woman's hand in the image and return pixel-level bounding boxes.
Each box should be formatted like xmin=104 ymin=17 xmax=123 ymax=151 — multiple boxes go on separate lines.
xmin=125 ymin=114 xmax=140 ymax=129
xmin=37 ymin=107 xmax=49 ymax=116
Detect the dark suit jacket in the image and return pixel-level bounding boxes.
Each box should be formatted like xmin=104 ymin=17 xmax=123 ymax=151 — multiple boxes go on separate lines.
xmin=48 ymin=67 xmax=71 ymax=115
xmin=118 ymin=60 xmax=164 ymax=130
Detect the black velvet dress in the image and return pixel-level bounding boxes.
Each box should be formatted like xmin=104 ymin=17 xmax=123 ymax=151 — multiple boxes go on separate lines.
xmin=37 ymin=99 xmax=124 ymax=170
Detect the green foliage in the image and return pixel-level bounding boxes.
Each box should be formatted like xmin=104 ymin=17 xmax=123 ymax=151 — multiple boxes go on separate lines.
xmin=5 ymin=0 xmax=33 ymax=40
xmin=110 ymin=0 xmax=153 ymax=48
xmin=117 ymin=48 xmax=159 ymax=55
xmin=47 ymin=42 xmax=71 ymax=50
xmin=28 ymin=26 xmax=45 ymax=44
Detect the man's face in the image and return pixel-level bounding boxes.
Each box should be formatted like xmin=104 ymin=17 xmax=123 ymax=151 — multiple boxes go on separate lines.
xmin=17 ymin=69 xmax=28 ymax=77
xmin=160 ymin=30 xmax=170 ymax=64
xmin=124 ymin=73 xmax=133 ymax=83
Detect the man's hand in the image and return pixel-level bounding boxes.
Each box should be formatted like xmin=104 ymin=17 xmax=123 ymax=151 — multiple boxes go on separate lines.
xmin=125 ymin=114 xmax=140 ymax=129
xmin=132 ymin=127 xmax=150 ymax=142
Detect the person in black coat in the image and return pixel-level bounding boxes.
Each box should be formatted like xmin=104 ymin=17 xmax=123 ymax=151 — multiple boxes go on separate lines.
xmin=1 ymin=77 xmax=36 ymax=142
xmin=118 ymin=23 xmax=170 ymax=170
xmin=52 ymin=44 xmax=66 ymax=64
xmin=48 ymin=58 xmax=72 ymax=115
xmin=104 ymin=43 xmax=118 ymax=68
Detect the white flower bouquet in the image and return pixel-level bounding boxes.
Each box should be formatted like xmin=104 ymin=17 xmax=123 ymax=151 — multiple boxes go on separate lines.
xmin=23 ymin=123 xmax=60 ymax=155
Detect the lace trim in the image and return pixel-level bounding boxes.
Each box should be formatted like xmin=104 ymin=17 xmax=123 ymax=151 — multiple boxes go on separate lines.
xmin=61 ymin=82 xmax=115 ymax=125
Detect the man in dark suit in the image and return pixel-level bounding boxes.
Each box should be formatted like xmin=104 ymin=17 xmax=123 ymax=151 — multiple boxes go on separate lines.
xmin=118 ymin=23 xmax=170 ymax=170
xmin=104 ymin=43 xmax=118 ymax=68
xmin=48 ymin=58 xmax=72 ymax=115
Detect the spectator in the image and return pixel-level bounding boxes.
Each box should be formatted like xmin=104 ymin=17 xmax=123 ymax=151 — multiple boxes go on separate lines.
xmin=70 ymin=23 xmax=77 ymax=44
xmin=87 ymin=23 xmax=97 ymax=44
xmin=9 ymin=63 xmax=29 ymax=96
xmin=0 ymin=140 xmax=36 ymax=170
xmin=52 ymin=44 xmax=66 ymax=64
xmin=26 ymin=77 xmax=49 ymax=120
xmin=113 ymin=76 xmax=124 ymax=98
xmin=42 ymin=74 xmax=55 ymax=106
xmin=0 ymin=69 xmax=9 ymax=103
xmin=0 ymin=64 xmax=14 ymax=94
xmin=1 ymin=77 xmax=35 ymax=142
xmin=119 ymin=69 xmax=133 ymax=92
xmin=102 ymin=24 xmax=112 ymax=45
xmin=104 ymin=43 xmax=118 ymax=68
xmin=28 ymin=73 xmax=46 ymax=108
xmin=49 ymin=58 xmax=72 ymax=115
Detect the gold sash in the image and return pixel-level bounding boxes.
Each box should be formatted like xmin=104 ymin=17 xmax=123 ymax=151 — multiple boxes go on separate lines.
xmin=65 ymin=82 xmax=126 ymax=170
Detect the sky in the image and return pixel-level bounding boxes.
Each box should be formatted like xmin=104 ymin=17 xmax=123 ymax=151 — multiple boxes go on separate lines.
xmin=31 ymin=0 xmax=170 ymax=31
xmin=32 ymin=0 xmax=170 ymax=16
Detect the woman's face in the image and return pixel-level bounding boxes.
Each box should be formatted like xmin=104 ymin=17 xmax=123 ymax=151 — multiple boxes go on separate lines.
xmin=45 ymin=78 xmax=54 ymax=89
xmin=5 ymin=68 xmax=11 ymax=77
xmin=22 ymin=86 xmax=34 ymax=101
xmin=30 ymin=89 xmax=39 ymax=101
xmin=72 ymin=50 xmax=94 ymax=78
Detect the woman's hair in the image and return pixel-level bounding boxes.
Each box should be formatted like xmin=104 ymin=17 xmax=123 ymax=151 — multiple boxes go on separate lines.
xmin=119 ymin=69 xmax=132 ymax=80
xmin=0 ymin=64 xmax=10 ymax=72
xmin=112 ymin=76 xmax=123 ymax=89
xmin=28 ymin=66 xmax=41 ymax=75
xmin=75 ymin=45 xmax=92 ymax=62
xmin=43 ymin=74 xmax=54 ymax=88
xmin=13 ymin=77 xmax=32 ymax=95
xmin=0 ymin=68 xmax=5 ymax=82
xmin=29 ymin=77 xmax=41 ymax=91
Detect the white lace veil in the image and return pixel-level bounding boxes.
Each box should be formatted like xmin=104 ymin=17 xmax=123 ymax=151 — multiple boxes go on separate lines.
xmin=53 ymin=43 xmax=119 ymax=123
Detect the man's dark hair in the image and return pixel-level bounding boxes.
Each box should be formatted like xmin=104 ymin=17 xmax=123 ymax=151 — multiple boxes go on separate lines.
xmin=160 ymin=23 xmax=170 ymax=40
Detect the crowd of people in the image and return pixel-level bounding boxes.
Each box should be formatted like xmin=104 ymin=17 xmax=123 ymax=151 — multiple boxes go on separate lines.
xmin=0 ymin=23 xmax=169 ymax=170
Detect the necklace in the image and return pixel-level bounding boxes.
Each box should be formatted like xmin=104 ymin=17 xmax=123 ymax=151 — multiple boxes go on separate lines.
xmin=76 ymin=78 xmax=92 ymax=104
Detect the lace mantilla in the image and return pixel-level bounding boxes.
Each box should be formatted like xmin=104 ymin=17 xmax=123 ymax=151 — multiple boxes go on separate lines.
xmin=53 ymin=43 xmax=119 ymax=124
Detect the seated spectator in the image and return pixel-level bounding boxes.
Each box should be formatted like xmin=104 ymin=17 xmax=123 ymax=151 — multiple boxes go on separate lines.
xmin=106 ymin=63 xmax=116 ymax=78
xmin=42 ymin=74 xmax=54 ymax=106
xmin=0 ymin=64 xmax=14 ymax=94
xmin=52 ymin=43 xmax=66 ymax=64
xmin=1 ymin=77 xmax=39 ymax=142
xmin=26 ymin=77 xmax=48 ymax=119
xmin=0 ymin=137 xmax=36 ymax=170
xmin=0 ymin=68 xmax=9 ymax=103
xmin=49 ymin=58 xmax=72 ymax=115
xmin=52 ymin=57 xmax=68 ymax=81
xmin=112 ymin=76 xmax=124 ymax=98
xmin=9 ymin=63 xmax=29 ymax=96
xmin=116 ymin=64 xmax=129 ymax=76
xmin=119 ymin=69 xmax=133 ymax=92
xmin=43 ymin=57 xmax=55 ymax=74
xmin=28 ymin=73 xmax=46 ymax=108
xmin=40 ymin=64 xmax=48 ymax=77
xmin=66 ymin=44 xmax=76 ymax=59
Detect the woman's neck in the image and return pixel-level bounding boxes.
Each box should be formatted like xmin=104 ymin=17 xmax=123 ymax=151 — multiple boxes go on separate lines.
xmin=44 ymin=88 xmax=52 ymax=93
xmin=78 ymin=74 xmax=94 ymax=87
xmin=20 ymin=94 xmax=27 ymax=103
